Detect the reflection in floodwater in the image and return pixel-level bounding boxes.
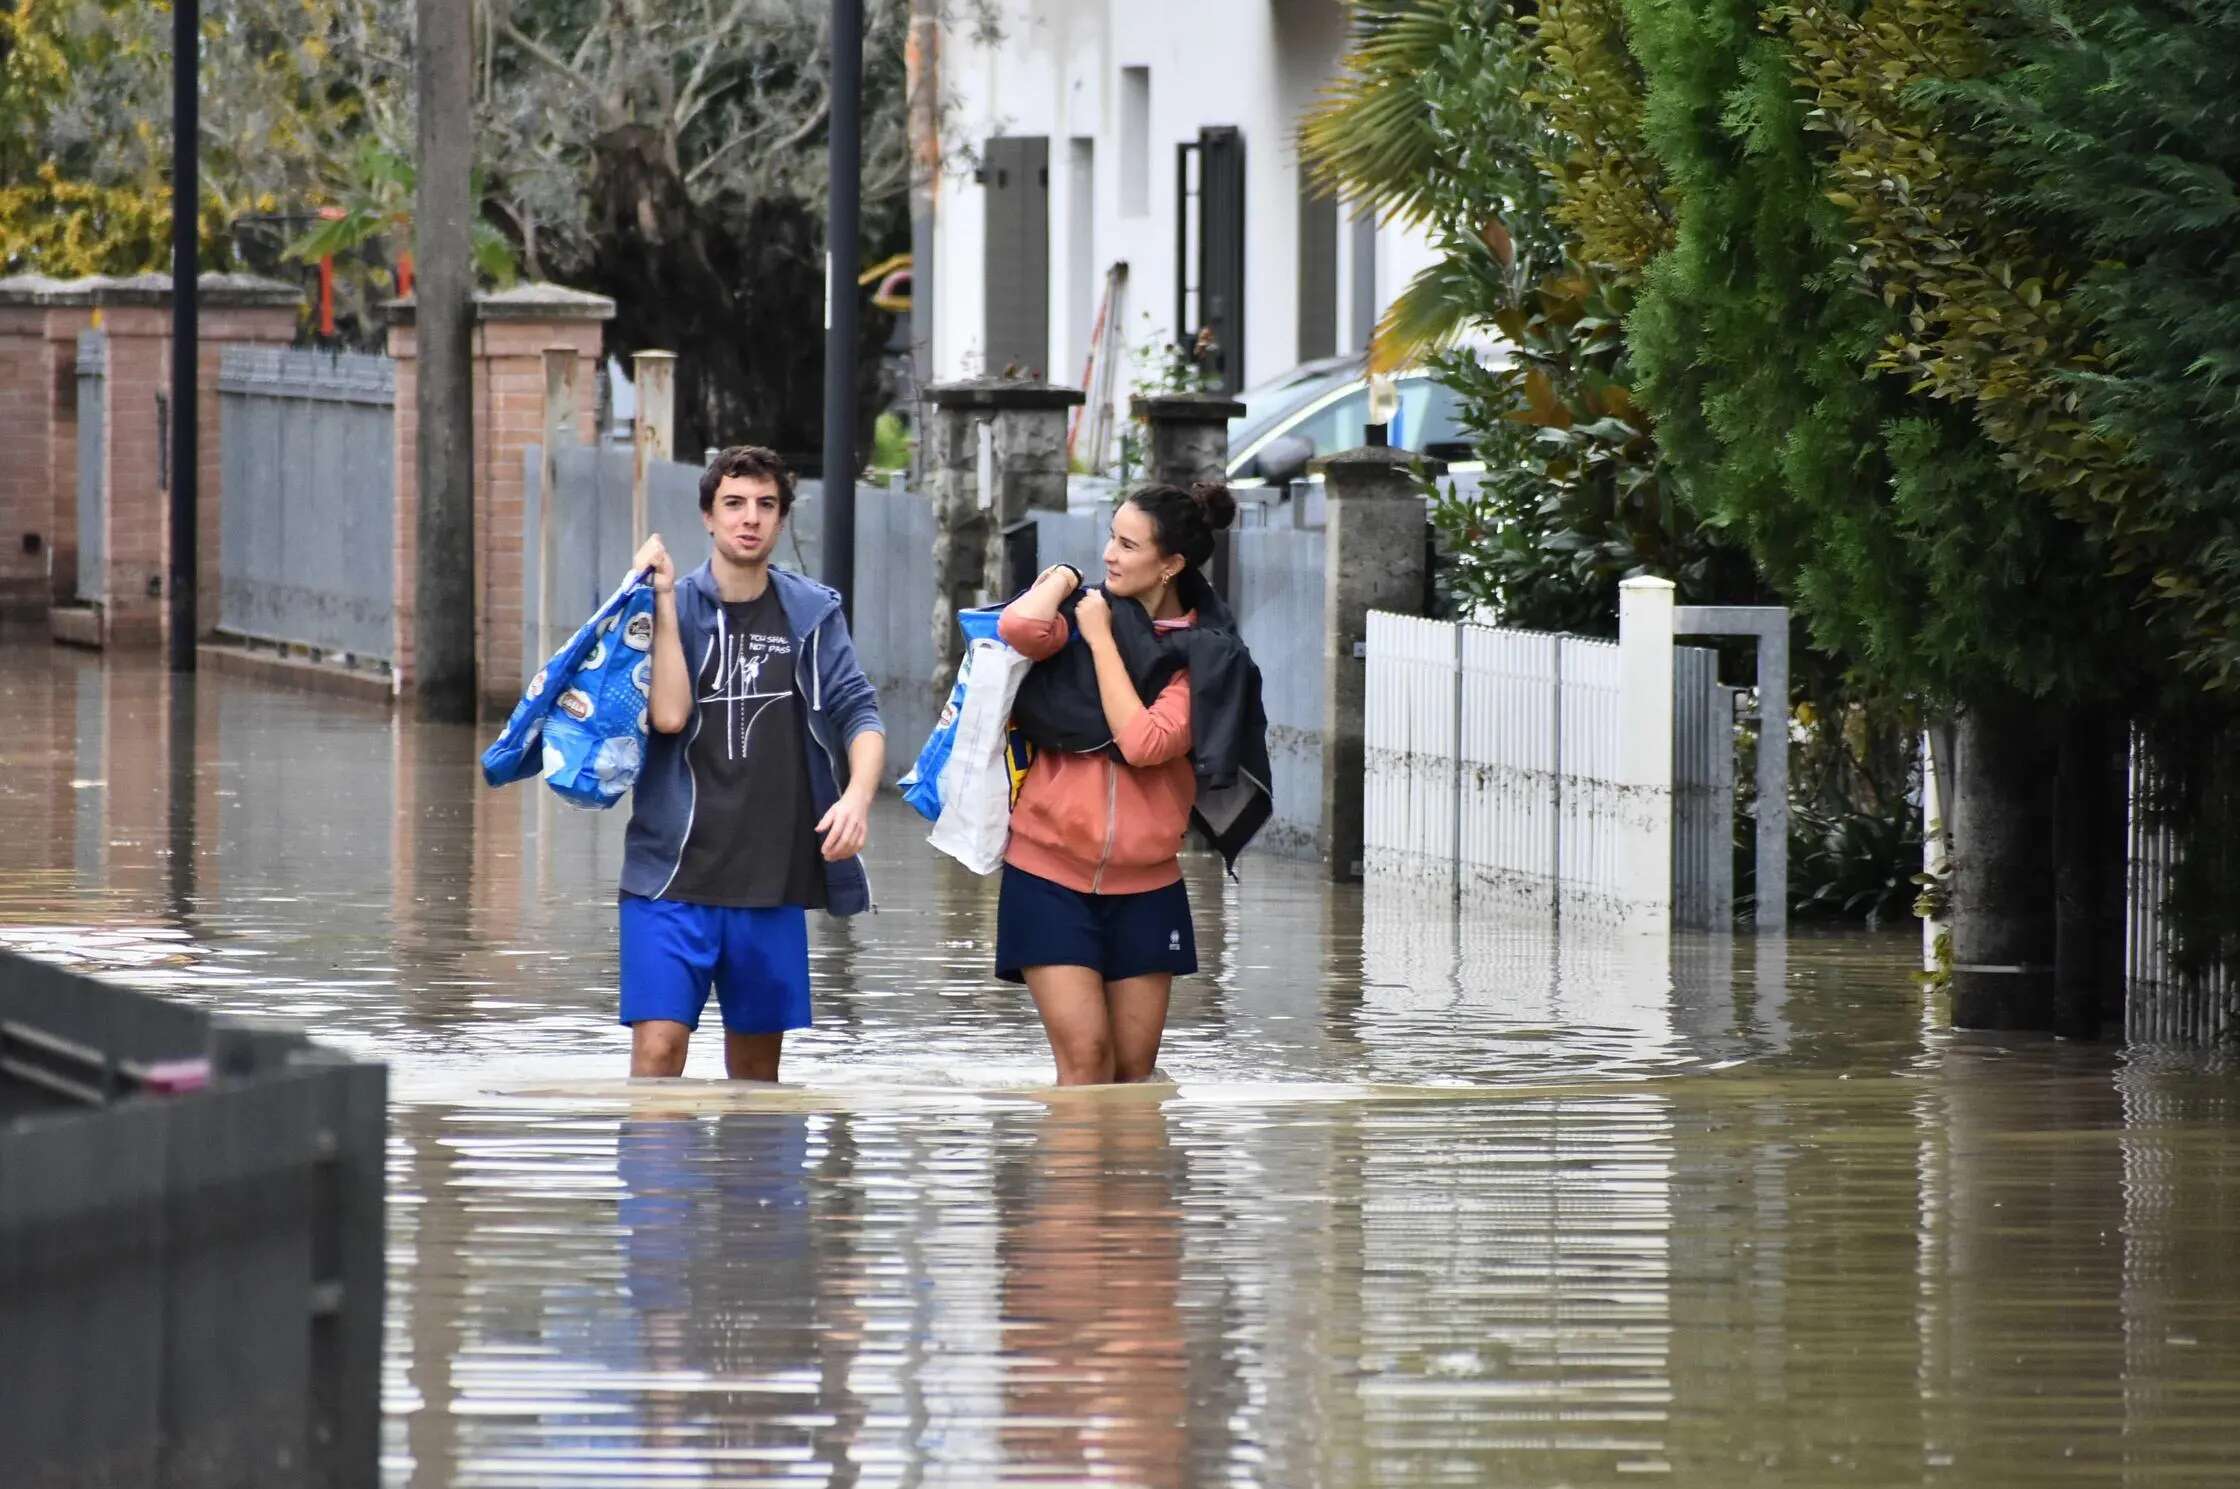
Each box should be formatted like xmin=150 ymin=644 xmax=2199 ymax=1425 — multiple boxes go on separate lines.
xmin=998 ymin=1098 xmax=1189 ymax=1486
xmin=4 ymin=647 xmax=2240 ymax=1486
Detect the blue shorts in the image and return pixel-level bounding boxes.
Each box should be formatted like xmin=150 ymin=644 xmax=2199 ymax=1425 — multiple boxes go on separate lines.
xmin=994 ymin=864 xmax=1198 ymax=984
xmin=618 ymin=895 xmax=812 ymax=1034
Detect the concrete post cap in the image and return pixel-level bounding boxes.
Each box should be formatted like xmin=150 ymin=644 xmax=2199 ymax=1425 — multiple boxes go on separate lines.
xmin=0 ymin=271 xmax=303 ymax=309
xmin=1131 ymin=392 xmax=1246 ymax=422
xmin=1318 ymin=444 xmax=1426 ymax=472
xmin=925 ymin=376 xmax=1085 ymax=411
xmin=1315 ymin=446 xmax=1436 ymax=492
xmin=383 ymin=281 xmax=619 ymax=324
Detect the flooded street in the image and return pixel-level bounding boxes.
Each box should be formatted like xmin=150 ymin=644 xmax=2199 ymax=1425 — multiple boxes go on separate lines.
xmin=5 ymin=645 xmax=2239 ymax=1487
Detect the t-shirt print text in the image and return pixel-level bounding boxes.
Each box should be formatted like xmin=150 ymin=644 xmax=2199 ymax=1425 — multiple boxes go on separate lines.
xmin=702 ymin=626 xmax=794 ymax=762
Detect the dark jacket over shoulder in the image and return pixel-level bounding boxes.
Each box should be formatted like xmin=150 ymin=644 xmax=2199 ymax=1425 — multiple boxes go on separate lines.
xmin=1010 ymin=567 xmax=1274 ymax=871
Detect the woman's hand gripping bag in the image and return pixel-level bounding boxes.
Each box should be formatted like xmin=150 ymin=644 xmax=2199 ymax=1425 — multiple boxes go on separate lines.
xmin=482 ymin=570 xmax=658 ymax=809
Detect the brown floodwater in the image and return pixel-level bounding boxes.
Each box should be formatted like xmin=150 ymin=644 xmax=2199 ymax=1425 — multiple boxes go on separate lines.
xmin=3 ymin=646 xmax=2238 ymax=1487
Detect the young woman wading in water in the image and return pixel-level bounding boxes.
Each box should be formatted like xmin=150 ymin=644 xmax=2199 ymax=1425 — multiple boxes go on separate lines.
xmin=996 ymin=481 xmax=1272 ymax=1087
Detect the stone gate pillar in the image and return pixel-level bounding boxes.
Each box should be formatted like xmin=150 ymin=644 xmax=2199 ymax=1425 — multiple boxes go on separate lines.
xmin=924 ymin=377 xmax=1082 ymax=684
xmin=1319 ymin=445 xmax=1427 ymax=881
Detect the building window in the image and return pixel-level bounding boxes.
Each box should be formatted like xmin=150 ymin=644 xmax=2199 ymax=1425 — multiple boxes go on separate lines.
xmin=1120 ymin=67 xmax=1151 ymax=218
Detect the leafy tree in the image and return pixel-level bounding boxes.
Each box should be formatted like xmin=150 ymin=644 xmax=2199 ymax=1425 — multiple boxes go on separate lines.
xmin=1 ymin=0 xmax=396 ymax=282
xmin=1621 ymin=0 xmax=2133 ymax=709
xmin=462 ymin=0 xmax=1007 ymax=463
xmin=1953 ymin=0 xmax=2240 ymax=968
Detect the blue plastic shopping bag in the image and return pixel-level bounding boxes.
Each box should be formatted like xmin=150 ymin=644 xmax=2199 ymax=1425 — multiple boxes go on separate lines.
xmin=902 ymin=607 xmax=1032 ymax=821
xmin=482 ymin=569 xmax=658 ymax=809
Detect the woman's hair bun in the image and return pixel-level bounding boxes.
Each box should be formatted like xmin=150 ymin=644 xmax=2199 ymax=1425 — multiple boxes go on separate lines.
xmin=1188 ymin=480 xmax=1237 ymax=532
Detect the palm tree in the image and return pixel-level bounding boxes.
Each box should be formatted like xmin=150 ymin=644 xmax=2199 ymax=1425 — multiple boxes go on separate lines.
xmin=1299 ymin=0 xmax=1532 ymax=372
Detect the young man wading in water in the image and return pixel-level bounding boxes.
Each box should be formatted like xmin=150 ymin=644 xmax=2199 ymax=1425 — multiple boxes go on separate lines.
xmin=618 ymin=446 xmax=885 ymax=1080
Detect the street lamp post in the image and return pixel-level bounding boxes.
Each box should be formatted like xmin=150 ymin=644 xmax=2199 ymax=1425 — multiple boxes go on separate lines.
xmin=821 ymin=0 xmax=864 ymax=620
xmin=169 ymin=0 xmax=199 ymax=671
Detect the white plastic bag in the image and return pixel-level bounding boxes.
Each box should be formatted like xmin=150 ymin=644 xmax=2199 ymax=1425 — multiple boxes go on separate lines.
xmin=926 ymin=634 xmax=1033 ymax=874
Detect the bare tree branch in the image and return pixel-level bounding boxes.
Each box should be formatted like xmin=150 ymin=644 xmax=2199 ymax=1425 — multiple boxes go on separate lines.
xmin=497 ymin=17 xmax=614 ymax=126
xmin=675 ymin=0 xmax=759 ymax=127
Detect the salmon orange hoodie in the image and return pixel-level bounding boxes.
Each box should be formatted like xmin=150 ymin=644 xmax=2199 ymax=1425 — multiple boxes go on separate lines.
xmin=997 ymin=603 xmax=1197 ymax=894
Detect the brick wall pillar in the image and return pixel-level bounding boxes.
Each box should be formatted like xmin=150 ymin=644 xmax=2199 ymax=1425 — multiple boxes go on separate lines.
xmin=385 ymin=283 xmax=613 ymax=708
xmin=5 ymin=273 xmax=303 ymax=646
xmin=0 ymin=277 xmax=97 ymax=619
xmin=91 ymin=282 xmax=174 ymax=648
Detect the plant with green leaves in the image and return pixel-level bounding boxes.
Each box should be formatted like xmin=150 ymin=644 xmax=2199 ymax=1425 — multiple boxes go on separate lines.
xmin=284 ymin=139 xmax=520 ymax=311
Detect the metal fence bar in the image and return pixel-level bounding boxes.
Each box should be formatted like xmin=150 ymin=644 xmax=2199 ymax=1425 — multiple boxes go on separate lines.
xmin=2125 ymin=737 xmax=2235 ymax=1042
xmin=1671 ymin=646 xmax=1734 ymax=930
xmin=1672 ymin=604 xmax=1790 ymax=930
xmin=75 ymin=331 xmax=106 ymax=603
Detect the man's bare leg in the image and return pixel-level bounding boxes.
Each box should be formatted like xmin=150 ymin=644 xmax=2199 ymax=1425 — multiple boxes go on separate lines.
xmin=725 ymin=1031 xmax=783 ymax=1082
xmin=631 ymin=1019 xmax=692 ymax=1077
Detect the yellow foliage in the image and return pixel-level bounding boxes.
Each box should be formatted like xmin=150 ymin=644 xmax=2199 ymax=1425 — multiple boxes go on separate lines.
xmin=1525 ymin=0 xmax=1674 ymax=274
xmin=0 ymin=164 xmax=177 ymax=276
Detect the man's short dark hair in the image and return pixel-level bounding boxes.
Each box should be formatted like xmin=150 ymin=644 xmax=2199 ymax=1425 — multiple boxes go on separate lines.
xmin=699 ymin=445 xmax=796 ymax=515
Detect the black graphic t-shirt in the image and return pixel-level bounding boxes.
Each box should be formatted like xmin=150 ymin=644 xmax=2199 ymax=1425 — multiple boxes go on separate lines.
xmin=665 ymin=586 xmax=826 ymax=908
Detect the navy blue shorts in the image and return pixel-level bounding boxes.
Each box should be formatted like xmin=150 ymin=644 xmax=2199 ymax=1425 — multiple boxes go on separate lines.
xmin=618 ymin=894 xmax=812 ymax=1034
xmin=994 ymin=864 xmax=1198 ymax=984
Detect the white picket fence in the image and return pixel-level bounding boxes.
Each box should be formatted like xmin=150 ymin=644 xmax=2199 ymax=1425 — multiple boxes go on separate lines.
xmin=1364 ymin=578 xmax=1698 ymax=933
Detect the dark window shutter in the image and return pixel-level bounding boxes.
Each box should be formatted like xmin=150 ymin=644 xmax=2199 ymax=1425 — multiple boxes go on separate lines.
xmin=1298 ymin=180 xmax=1338 ymax=364
xmin=1197 ymin=127 xmax=1246 ymax=393
xmin=982 ymin=136 xmax=1051 ymax=377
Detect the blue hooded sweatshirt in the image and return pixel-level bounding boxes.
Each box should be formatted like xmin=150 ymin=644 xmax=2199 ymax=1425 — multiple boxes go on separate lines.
xmin=620 ymin=561 xmax=884 ymax=915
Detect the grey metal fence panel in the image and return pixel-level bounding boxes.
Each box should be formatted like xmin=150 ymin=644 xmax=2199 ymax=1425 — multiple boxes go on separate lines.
xmin=1671 ymin=645 xmax=1734 ymax=930
xmin=1230 ymin=526 xmax=1326 ymax=856
xmin=75 ymin=331 xmax=104 ymax=603
xmin=787 ymin=478 xmax=826 ymax=581
xmin=523 ymin=443 xmax=609 ymax=671
xmin=853 ymin=485 xmax=941 ymax=780
xmin=217 ymin=348 xmax=395 ymax=661
xmin=1026 ymin=507 xmax=1107 ymax=574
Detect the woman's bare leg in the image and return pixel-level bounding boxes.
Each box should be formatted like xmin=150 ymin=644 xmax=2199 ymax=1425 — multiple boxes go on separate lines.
xmin=1023 ymin=964 xmax=1117 ymax=1085
xmin=1106 ymin=973 xmax=1173 ymax=1083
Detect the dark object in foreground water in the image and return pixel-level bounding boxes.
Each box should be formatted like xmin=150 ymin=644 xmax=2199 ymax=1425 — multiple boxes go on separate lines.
xmin=0 ymin=950 xmax=387 ymax=1488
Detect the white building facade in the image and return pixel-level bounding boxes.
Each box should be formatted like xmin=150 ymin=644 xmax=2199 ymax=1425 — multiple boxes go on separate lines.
xmin=924 ymin=0 xmax=1442 ymax=453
